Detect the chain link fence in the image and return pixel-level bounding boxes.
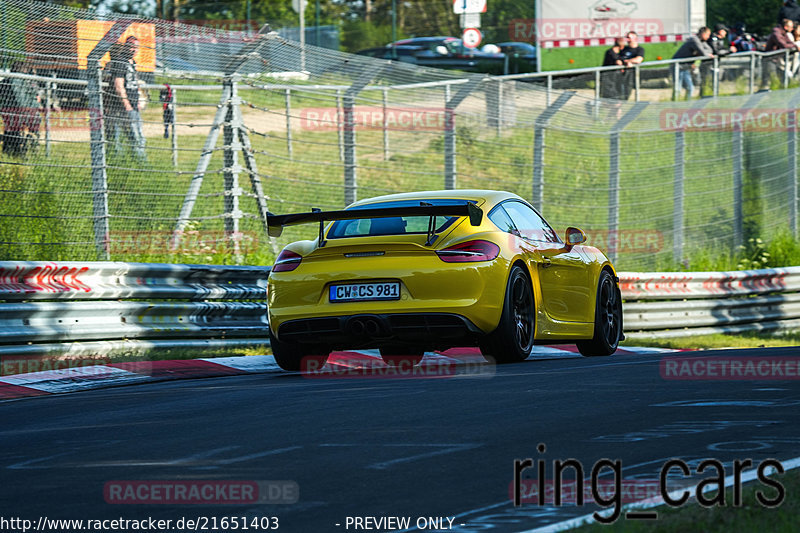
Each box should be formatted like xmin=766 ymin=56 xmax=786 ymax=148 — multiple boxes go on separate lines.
xmin=0 ymin=0 xmax=798 ymax=271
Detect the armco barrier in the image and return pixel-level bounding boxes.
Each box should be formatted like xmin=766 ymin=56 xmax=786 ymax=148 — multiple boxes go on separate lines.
xmin=620 ymin=267 xmax=800 ymax=338
xmin=1 ymin=262 xmax=799 ymax=356
xmin=0 ymin=261 xmax=270 ymax=357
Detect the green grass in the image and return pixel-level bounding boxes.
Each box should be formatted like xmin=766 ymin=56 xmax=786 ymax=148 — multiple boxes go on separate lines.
xmin=623 ymin=331 xmax=800 ymax=350
xmin=541 ymin=43 xmax=683 ymax=71
xmin=574 ymin=470 xmax=799 ymax=532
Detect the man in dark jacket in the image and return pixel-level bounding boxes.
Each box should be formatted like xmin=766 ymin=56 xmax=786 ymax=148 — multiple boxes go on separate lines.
xmin=761 ymin=19 xmax=799 ymax=89
xmin=700 ymin=24 xmax=736 ymax=96
xmin=672 ymin=27 xmax=714 ymax=99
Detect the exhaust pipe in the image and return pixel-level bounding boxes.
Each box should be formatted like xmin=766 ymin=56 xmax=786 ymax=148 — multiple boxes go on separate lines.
xmin=349 ymin=319 xmax=366 ymax=336
xmin=364 ymin=319 xmax=381 ymax=337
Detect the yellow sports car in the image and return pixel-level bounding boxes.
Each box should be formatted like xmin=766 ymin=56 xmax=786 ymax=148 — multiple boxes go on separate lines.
xmin=266 ymin=190 xmax=622 ymax=371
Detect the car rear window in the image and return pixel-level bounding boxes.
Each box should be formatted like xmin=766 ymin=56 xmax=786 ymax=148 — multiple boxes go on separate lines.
xmin=327 ymin=199 xmax=475 ymax=238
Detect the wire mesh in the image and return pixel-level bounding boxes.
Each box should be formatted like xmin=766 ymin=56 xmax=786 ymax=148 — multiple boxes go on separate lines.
xmin=0 ymin=0 xmax=797 ymax=271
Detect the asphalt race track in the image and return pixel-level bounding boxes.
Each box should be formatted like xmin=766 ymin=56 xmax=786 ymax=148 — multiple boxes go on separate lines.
xmin=2 ymin=346 xmax=800 ymax=532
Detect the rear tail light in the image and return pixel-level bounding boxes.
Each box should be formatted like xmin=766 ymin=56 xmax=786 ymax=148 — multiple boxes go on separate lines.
xmin=273 ymin=250 xmax=303 ymax=272
xmin=436 ymin=240 xmax=500 ymax=262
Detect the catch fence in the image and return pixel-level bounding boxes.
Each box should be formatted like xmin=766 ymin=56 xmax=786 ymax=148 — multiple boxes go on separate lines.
xmin=0 ymin=0 xmax=798 ymax=272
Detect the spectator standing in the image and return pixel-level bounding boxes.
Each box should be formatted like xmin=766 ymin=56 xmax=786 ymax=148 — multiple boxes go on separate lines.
xmin=762 ymin=19 xmax=800 ymax=89
xmin=618 ymin=31 xmax=644 ymax=100
xmin=103 ymin=36 xmax=146 ymax=161
xmin=600 ymin=37 xmax=626 ymax=99
xmin=672 ymin=27 xmax=714 ymax=100
xmin=700 ymin=24 xmax=735 ymax=96
xmin=159 ymin=83 xmax=174 ymax=139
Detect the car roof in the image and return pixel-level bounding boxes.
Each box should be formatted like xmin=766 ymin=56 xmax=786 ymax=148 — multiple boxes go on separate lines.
xmin=348 ymin=189 xmax=522 ymax=208
xmin=395 ymin=36 xmax=460 ymax=44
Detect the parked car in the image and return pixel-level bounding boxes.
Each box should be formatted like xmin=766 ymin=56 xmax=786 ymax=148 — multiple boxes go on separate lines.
xmin=355 ymin=45 xmax=422 ymax=64
xmin=357 ymin=36 xmax=504 ymax=72
xmin=266 ymin=190 xmax=623 ymax=371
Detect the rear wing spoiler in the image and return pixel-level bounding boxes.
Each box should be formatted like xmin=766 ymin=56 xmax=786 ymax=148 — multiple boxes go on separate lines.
xmin=266 ymin=202 xmax=483 ymax=246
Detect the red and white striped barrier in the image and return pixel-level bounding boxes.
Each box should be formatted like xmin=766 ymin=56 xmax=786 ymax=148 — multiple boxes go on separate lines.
xmin=619 ymin=267 xmax=800 ymax=299
xmin=541 ymin=34 xmax=684 ymax=49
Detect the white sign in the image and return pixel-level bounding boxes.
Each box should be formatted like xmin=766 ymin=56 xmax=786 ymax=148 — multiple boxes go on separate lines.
xmin=534 ymin=0 xmax=698 ymax=41
xmin=460 ymin=13 xmax=481 ymax=28
xmin=291 ymin=0 xmax=306 ymax=13
xmin=462 ymin=28 xmax=482 ymax=49
xmin=453 ymin=0 xmax=487 ymax=14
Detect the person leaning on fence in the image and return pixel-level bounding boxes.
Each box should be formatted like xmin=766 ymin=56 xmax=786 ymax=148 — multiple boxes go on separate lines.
xmin=699 ymin=24 xmax=735 ymax=97
xmin=618 ymin=32 xmax=644 ymax=100
xmin=103 ymin=36 xmax=146 ymax=161
xmin=672 ymin=27 xmax=714 ymax=100
xmin=761 ymin=19 xmax=800 ymax=90
xmin=600 ymin=37 xmax=626 ymax=99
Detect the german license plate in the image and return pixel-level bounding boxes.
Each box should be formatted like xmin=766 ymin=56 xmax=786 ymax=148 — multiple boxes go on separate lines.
xmin=329 ymin=282 xmax=401 ymax=302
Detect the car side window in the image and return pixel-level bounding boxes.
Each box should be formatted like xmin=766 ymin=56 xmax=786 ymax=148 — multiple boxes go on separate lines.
xmin=488 ymin=206 xmax=519 ymax=236
xmin=501 ymin=201 xmax=560 ymax=243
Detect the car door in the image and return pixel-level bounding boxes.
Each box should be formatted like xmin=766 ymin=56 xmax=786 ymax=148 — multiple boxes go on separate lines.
xmin=500 ymin=201 xmax=593 ymax=324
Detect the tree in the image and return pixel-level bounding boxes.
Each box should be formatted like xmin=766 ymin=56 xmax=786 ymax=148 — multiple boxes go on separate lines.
xmin=707 ymin=0 xmax=780 ymax=38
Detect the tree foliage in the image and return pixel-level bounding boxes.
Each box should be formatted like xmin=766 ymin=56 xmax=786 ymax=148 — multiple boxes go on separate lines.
xmin=707 ymin=0 xmax=782 ymax=38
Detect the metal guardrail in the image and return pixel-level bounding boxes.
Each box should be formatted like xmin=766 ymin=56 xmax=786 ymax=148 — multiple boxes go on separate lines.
xmin=1 ymin=262 xmax=798 ymax=356
xmin=0 ymin=261 xmax=270 ymax=357
xmin=620 ymin=267 xmax=800 ymax=338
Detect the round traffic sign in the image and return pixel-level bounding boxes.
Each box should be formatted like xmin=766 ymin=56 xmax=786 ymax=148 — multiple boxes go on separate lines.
xmin=462 ymin=28 xmax=482 ymax=49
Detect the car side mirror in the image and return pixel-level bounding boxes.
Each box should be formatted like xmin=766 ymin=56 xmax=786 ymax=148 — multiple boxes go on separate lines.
xmin=565 ymin=227 xmax=586 ymax=245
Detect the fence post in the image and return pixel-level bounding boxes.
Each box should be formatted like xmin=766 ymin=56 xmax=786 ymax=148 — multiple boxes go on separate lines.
xmin=634 ymin=64 xmax=640 ymax=102
xmin=343 ymin=92 xmax=356 ymax=205
xmin=712 ymin=55 xmax=719 ymax=96
xmin=673 ymin=128 xmax=684 ymax=262
xmin=594 ymin=69 xmax=600 ymax=103
xmin=732 ymin=120 xmax=743 ymax=250
xmin=443 ymin=78 xmax=483 ymax=190
xmin=785 ymin=49 xmax=791 ymax=89
xmin=749 ymin=53 xmax=755 ymax=94
xmin=444 ymin=84 xmax=455 ymax=189
xmin=382 ymin=87 xmax=389 ymax=160
xmin=45 ymin=74 xmax=54 ymax=157
xmin=672 ymin=62 xmax=679 ymax=101
xmin=342 ymin=67 xmax=386 ymax=206
xmin=336 ymin=88 xmax=344 ymax=162
xmin=532 ymin=91 xmax=573 ymax=211
xmin=790 ymin=108 xmax=798 ymax=237
xmin=171 ymin=88 xmax=178 ymax=167
xmin=546 ymin=75 xmax=552 ymax=107
xmin=608 ymin=102 xmax=648 ymax=264
xmin=223 ymin=78 xmax=244 ymax=262
xmin=284 ymin=88 xmax=292 ymax=159
xmin=87 ymin=60 xmax=110 ymax=260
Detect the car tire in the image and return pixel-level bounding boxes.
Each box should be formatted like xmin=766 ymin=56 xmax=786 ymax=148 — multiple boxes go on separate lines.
xmin=480 ymin=265 xmax=535 ymax=364
xmin=269 ymin=328 xmax=329 ymax=372
xmin=576 ymin=270 xmax=622 ymax=357
xmin=379 ymin=347 xmax=424 ymax=367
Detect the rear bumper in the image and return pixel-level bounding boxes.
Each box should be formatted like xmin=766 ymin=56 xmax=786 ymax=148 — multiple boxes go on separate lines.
xmin=275 ymin=313 xmax=484 ymax=350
